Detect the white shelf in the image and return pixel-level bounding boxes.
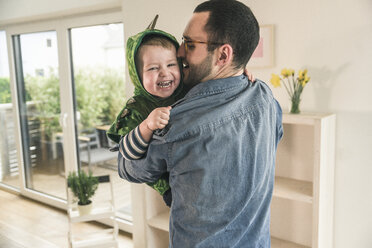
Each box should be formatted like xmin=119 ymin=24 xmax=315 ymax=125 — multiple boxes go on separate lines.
xmin=67 ymin=175 xmax=118 ymax=248
xmin=71 ymin=230 xmax=117 ymax=248
xmin=271 ymin=237 xmax=310 ymax=248
xmin=147 ymin=211 xmax=170 ymax=232
xmin=282 ymin=112 xmax=334 ymax=125
xmin=72 ymin=240 xmax=117 ymax=248
xmin=272 ymin=113 xmax=335 ymax=248
xmin=273 ymin=176 xmax=313 ymax=203
xmin=69 ymin=205 xmax=115 ymax=223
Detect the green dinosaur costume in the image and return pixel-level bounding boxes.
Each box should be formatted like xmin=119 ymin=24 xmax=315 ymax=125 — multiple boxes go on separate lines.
xmin=107 ymin=25 xmax=186 ymax=197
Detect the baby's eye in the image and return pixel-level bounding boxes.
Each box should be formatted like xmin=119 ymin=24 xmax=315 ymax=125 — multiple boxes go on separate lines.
xmin=148 ymin=67 xmax=158 ymax=71
xmin=168 ymin=63 xmax=177 ymax=67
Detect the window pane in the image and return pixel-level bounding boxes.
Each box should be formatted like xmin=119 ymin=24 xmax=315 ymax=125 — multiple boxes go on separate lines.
xmin=15 ymin=31 xmax=66 ymax=199
xmin=70 ymin=24 xmax=131 ymax=220
xmin=0 ymin=30 xmax=20 ymax=189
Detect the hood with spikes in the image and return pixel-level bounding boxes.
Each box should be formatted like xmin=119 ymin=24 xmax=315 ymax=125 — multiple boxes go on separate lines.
xmin=126 ymin=28 xmax=184 ymax=105
xmin=106 ymin=27 xmax=186 ymax=144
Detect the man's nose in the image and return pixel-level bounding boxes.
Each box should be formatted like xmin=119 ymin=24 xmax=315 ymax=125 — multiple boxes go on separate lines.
xmin=177 ymin=43 xmax=186 ymax=58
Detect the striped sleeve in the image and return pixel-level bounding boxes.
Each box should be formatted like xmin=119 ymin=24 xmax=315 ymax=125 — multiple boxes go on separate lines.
xmin=119 ymin=126 xmax=149 ymax=161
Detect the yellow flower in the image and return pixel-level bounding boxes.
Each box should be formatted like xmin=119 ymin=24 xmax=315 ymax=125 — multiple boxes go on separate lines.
xmin=298 ymin=69 xmax=307 ymax=80
xmin=272 ymin=68 xmax=310 ymax=114
xmin=298 ymin=69 xmax=310 ymax=86
xmin=270 ymin=74 xmax=281 ymax=87
xmin=281 ymin=68 xmax=294 ymax=78
xmin=304 ymin=75 xmax=310 ymax=84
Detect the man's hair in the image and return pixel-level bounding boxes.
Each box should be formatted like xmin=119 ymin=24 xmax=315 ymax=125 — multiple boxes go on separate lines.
xmin=135 ymin=34 xmax=177 ymax=76
xmin=194 ymin=0 xmax=259 ymax=69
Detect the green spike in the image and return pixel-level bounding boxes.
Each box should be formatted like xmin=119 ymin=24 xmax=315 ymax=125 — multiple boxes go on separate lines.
xmin=147 ymin=14 xmax=159 ymax=30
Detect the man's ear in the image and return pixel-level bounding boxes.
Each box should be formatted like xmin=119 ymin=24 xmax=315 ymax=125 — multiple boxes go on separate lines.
xmin=216 ymin=44 xmax=234 ymax=66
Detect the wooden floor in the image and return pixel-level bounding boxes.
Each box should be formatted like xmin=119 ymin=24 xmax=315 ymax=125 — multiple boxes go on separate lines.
xmin=0 ymin=189 xmax=134 ymax=248
xmin=1 ymin=161 xmax=133 ymax=221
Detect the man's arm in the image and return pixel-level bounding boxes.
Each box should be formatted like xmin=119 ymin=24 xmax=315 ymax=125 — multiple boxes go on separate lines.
xmin=120 ymin=106 xmax=171 ymax=161
xmin=118 ymin=134 xmax=169 ymax=184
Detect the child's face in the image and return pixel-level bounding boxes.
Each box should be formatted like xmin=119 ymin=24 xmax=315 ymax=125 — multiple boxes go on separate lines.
xmin=139 ymin=45 xmax=181 ymax=98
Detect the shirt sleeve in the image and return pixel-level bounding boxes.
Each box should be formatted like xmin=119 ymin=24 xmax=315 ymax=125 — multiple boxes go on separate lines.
xmin=119 ymin=125 xmax=149 ymax=160
xmin=118 ymin=134 xmax=169 ymax=184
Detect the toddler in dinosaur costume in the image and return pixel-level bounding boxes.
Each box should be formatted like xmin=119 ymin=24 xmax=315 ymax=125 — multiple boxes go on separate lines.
xmin=107 ymin=20 xmax=185 ymax=207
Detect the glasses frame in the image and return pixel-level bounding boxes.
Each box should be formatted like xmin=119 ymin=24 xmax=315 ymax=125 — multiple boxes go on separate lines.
xmin=181 ymin=37 xmax=224 ymax=53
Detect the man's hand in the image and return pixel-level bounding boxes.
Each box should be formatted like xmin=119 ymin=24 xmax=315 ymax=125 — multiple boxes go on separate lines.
xmin=244 ymin=68 xmax=256 ymax=82
xmin=145 ymin=106 xmax=172 ymax=131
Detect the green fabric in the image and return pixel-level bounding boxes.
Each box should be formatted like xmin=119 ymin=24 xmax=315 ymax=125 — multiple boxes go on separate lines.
xmin=107 ymin=28 xmax=186 ymax=195
xmin=147 ymin=173 xmax=171 ymax=195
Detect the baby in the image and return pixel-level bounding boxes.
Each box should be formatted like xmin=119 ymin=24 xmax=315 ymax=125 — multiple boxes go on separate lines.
xmin=107 ymin=27 xmax=185 ymax=207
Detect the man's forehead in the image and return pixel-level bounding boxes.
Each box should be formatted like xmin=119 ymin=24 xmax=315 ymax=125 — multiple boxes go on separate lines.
xmin=183 ymin=12 xmax=209 ymax=40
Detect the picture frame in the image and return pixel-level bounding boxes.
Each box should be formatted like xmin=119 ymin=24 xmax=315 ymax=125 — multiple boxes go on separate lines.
xmin=247 ymin=25 xmax=274 ymax=68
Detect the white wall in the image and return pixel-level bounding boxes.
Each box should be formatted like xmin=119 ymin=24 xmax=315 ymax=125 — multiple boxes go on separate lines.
xmin=0 ymin=0 xmax=121 ymax=25
xmin=0 ymin=0 xmax=371 ymax=247
xmin=245 ymin=1 xmax=372 ymax=247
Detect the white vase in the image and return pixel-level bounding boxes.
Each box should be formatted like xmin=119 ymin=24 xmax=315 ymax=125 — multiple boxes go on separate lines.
xmin=78 ymin=202 xmax=92 ymax=215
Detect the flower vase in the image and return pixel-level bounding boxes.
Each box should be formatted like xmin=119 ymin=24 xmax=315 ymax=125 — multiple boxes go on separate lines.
xmin=290 ymin=96 xmax=301 ymax=114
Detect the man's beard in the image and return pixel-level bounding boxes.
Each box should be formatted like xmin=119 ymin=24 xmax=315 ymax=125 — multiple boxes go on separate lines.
xmin=183 ymin=54 xmax=213 ymax=88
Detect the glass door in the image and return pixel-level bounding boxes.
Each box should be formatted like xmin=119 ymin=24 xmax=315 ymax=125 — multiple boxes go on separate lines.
xmin=69 ymin=23 xmax=133 ymax=221
xmin=6 ymin=11 xmax=133 ymax=231
xmin=13 ymin=31 xmax=67 ymax=200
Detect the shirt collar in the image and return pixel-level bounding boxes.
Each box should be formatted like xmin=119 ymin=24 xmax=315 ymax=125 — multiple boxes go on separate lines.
xmin=185 ymin=74 xmax=248 ymax=99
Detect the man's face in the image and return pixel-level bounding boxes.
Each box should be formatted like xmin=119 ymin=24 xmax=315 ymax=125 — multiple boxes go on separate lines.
xmin=178 ymin=12 xmax=215 ymax=88
xmin=139 ymin=45 xmax=181 ymax=98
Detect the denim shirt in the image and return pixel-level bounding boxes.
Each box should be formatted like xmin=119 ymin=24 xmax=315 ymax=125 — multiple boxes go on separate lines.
xmin=118 ymin=75 xmax=283 ymax=248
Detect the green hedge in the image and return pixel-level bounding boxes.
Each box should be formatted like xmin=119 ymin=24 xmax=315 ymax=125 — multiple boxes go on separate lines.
xmin=6 ymin=67 xmax=126 ymax=138
xmin=0 ymin=77 xmax=11 ymax=104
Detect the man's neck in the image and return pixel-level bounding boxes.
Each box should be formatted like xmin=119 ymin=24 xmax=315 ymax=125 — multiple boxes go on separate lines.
xmin=215 ymin=68 xmax=244 ymax=79
xmin=204 ymin=66 xmax=243 ymax=82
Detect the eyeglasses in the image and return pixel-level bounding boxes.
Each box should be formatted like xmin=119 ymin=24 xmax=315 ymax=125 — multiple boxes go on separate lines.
xmin=181 ymin=37 xmax=224 ymax=53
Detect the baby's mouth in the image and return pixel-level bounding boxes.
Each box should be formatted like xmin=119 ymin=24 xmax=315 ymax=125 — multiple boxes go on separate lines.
xmin=157 ymin=80 xmax=172 ymax=88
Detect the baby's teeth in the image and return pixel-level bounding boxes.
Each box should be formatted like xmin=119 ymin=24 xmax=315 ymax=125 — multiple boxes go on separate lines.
xmin=158 ymin=81 xmax=171 ymax=87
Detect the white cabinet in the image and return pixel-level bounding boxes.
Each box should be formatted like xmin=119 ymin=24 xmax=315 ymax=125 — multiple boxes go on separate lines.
xmin=131 ymin=184 xmax=170 ymax=248
xmin=131 ymin=113 xmax=336 ymax=248
xmin=271 ymin=113 xmax=335 ymax=248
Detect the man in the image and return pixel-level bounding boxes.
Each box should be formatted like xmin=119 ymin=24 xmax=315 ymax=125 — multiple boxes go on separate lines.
xmin=118 ymin=0 xmax=283 ymax=247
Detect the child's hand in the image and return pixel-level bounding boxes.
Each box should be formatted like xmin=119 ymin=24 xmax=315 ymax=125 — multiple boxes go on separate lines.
xmin=244 ymin=68 xmax=256 ymax=82
xmin=146 ymin=106 xmax=172 ymax=131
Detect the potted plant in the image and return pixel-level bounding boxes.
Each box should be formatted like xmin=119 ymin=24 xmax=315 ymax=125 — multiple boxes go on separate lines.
xmin=67 ymin=170 xmax=99 ymax=215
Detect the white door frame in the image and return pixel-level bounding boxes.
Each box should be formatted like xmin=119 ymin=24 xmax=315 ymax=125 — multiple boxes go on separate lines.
xmin=2 ymin=8 xmax=132 ymax=233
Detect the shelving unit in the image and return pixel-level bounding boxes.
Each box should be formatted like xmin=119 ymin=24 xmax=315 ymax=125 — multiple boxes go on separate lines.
xmin=67 ymin=175 xmax=119 ymax=248
xmin=273 ymin=176 xmax=313 ymax=203
xmin=270 ymin=113 xmax=335 ymax=248
xmin=131 ymin=113 xmax=335 ymax=248
xmin=147 ymin=211 xmax=170 ymax=232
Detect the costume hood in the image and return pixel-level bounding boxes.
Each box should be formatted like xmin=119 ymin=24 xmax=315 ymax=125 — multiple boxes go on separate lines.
xmin=106 ymin=16 xmax=185 ymax=144
xmin=126 ymin=27 xmax=184 ymax=105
